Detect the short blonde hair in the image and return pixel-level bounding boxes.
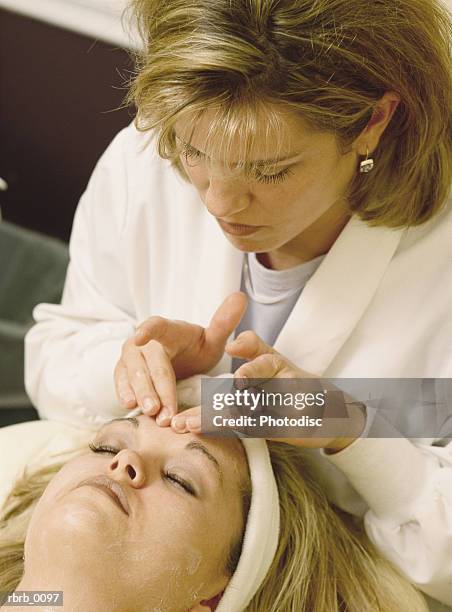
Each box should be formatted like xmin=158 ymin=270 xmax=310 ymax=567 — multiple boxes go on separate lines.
xmin=125 ymin=0 xmax=451 ymax=228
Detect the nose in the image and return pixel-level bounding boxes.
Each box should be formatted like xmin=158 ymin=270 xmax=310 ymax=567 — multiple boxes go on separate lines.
xmin=204 ymin=174 xmax=250 ymax=219
xmin=108 ymin=448 xmax=146 ymax=488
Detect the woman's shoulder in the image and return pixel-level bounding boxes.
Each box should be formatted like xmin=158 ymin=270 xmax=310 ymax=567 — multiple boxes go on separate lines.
xmin=94 ymin=121 xmax=162 ymax=177
xmin=78 ymin=120 xmax=201 ymax=235
xmin=101 ymin=120 xmax=182 ymax=183
xmin=97 ymin=120 xmax=198 ymax=208
xmin=396 ymin=191 xmax=452 ymax=260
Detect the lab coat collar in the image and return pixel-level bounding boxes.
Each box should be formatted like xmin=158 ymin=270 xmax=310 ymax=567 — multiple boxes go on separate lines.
xmin=274 ymin=217 xmax=404 ymax=374
xmin=193 ymin=212 xmax=403 ymax=376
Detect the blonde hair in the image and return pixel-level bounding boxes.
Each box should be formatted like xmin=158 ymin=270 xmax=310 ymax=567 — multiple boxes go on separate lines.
xmin=0 ymin=443 xmax=428 ymax=611
xmin=124 ymin=0 xmax=452 ymax=228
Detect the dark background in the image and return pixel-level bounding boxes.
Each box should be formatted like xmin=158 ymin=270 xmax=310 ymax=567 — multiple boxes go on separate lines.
xmin=0 ymin=8 xmax=135 ymax=425
xmin=0 ymin=7 xmax=134 ymax=241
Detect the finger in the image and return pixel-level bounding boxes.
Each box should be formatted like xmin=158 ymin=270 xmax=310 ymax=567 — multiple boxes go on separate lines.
xmin=234 ymin=353 xmax=286 ymax=381
xmin=134 ymin=316 xmax=169 ymax=346
xmin=141 ymin=340 xmax=178 ymax=426
xmin=226 ymin=330 xmax=276 ymax=361
xmin=171 ymin=406 xmax=201 ymax=434
xmin=184 ymin=406 xmax=202 ymax=433
xmin=123 ymin=342 xmax=161 ymax=415
xmin=205 ymin=292 xmax=248 ymax=349
xmin=114 ymin=360 xmax=137 ymax=408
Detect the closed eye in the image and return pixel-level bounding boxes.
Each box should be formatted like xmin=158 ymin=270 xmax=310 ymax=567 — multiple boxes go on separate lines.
xmin=88 ymin=442 xmax=197 ymax=497
xmin=180 ymin=142 xmax=293 ymax=184
xmin=253 ymin=166 xmax=293 ymax=184
xmin=181 ymin=142 xmax=204 ymax=163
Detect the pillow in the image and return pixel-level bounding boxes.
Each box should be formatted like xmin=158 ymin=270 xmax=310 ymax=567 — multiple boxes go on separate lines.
xmin=0 ymin=420 xmax=94 ymax=512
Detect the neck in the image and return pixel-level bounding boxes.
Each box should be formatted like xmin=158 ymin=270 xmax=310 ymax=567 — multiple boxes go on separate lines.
xmin=261 ymin=202 xmax=350 ymax=270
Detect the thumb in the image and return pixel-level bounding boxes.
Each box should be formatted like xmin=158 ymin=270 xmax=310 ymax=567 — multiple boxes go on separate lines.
xmin=205 ymin=292 xmax=248 ymax=348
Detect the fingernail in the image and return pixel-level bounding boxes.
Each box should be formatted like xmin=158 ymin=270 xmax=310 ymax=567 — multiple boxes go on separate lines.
xmin=121 ymin=395 xmax=135 ymax=407
xmin=156 ymin=407 xmax=171 ymax=426
xmin=186 ymin=417 xmax=200 ymax=430
xmin=134 ymin=329 xmax=145 ymax=344
xmin=143 ymin=398 xmax=157 ymax=414
xmin=172 ymin=416 xmax=186 ymax=431
xmin=227 ymin=339 xmax=239 ymax=348
xmin=234 ymin=376 xmax=248 ymax=390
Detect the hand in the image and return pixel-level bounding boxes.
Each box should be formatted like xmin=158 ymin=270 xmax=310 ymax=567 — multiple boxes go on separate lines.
xmin=113 ymin=292 xmax=247 ymax=425
xmin=170 ymin=331 xmax=366 ymax=452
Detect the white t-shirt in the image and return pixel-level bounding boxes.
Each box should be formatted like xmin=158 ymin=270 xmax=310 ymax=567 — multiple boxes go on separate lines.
xmin=232 ymin=252 xmax=325 ymax=370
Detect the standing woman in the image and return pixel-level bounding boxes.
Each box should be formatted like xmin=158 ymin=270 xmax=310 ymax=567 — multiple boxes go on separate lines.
xmin=25 ymin=0 xmax=452 ymax=608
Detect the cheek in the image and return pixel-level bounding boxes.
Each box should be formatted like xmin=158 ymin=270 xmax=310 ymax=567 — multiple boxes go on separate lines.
xmin=24 ymin=460 xmax=112 ymax=568
xmin=313 ymin=150 xmax=357 ymax=194
xmin=31 ymin=458 xmax=88 ymax=514
xmin=137 ymin=509 xmax=225 ymax=608
xmin=280 ymin=158 xmax=351 ymax=208
xmin=252 ymin=176 xmax=309 ymax=217
xmin=161 ymin=504 xmax=229 ymax=574
xmin=27 ymin=459 xmax=112 ymax=533
xmin=181 ymin=158 xmax=208 ymax=189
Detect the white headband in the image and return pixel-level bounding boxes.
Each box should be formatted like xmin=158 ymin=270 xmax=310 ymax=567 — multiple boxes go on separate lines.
xmin=216 ymin=436 xmax=280 ymax=611
xmin=125 ymin=378 xmax=281 ymax=612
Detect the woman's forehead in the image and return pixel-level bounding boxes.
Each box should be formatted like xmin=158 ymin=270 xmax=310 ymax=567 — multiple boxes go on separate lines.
xmin=207 ymin=436 xmax=250 ymax=493
xmin=173 ymin=104 xmax=312 ymax=166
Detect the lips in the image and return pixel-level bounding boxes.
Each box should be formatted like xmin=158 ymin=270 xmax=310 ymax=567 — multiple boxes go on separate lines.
xmin=78 ymin=476 xmax=130 ymax=516
xmin=216 ymin=218 xmax=262 ymax=236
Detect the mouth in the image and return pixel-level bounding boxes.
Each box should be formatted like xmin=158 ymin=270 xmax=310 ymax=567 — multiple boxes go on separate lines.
xmin=216 ymin=218 xmax=263 ymax=236
xmin=78 ymin=476 xmax=130 ymax=516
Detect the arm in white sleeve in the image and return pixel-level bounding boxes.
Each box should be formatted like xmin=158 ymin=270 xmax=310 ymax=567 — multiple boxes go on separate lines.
xmin=25 ymin=127 xmax=137 ymax=430
xmin=322 ymin=413 xmax=452 ymax=605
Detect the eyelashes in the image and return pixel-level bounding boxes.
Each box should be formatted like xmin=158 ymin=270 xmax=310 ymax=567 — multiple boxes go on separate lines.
xmin=253 ymin=167 xmax=293 ymax=184
xmin=88 ymin=442 xmax=197 ymax=497
xmin=181 ymin=143 xmax=294 ymax=185
xmin=89 ymin=442 xmax=117 ymax=454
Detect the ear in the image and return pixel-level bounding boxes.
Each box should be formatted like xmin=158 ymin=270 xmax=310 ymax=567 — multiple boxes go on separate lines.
xmin=189 ymin=591 xmax=224 ymax=611
xmin=354 ymin=91 xmax=401 ymax=156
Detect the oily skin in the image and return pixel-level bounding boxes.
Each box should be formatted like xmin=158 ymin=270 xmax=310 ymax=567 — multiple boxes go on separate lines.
xmin=13 ymin=417 xmax=247 ymax=612
xmin=175 ymin=95 xmax=399 ymax=270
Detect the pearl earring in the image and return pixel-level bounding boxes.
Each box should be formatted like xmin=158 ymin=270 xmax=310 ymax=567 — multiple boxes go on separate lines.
xmin=359 ymin=147 xmax=374 ymax=173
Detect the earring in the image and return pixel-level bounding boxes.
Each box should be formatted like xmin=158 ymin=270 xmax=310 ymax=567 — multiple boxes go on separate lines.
xmin=359 ymin=147 xmax=374 ymax=173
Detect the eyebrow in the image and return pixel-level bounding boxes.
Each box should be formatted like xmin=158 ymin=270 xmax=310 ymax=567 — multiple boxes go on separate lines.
xmin=102 ymin=417 xmax=224 ymax=483
xmin=184 ymin=440 xmax=224 ymax=483
xmin=177 ymin=137 xmax=302 ymax=168
xmin=107 ymin=416 xmax=140 ymax=428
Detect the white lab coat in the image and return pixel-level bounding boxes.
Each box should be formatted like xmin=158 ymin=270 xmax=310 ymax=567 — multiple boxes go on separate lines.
xmin=25 ymin=122 xmax=452 ymax=607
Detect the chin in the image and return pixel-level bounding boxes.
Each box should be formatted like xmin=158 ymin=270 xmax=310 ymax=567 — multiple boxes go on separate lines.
xmin=224 ymin=233 xmax=278 ymax=253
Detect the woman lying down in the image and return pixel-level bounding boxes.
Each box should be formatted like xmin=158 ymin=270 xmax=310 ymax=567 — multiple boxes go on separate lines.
xmin=0 ymin=411 xmax=429 ymax=612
